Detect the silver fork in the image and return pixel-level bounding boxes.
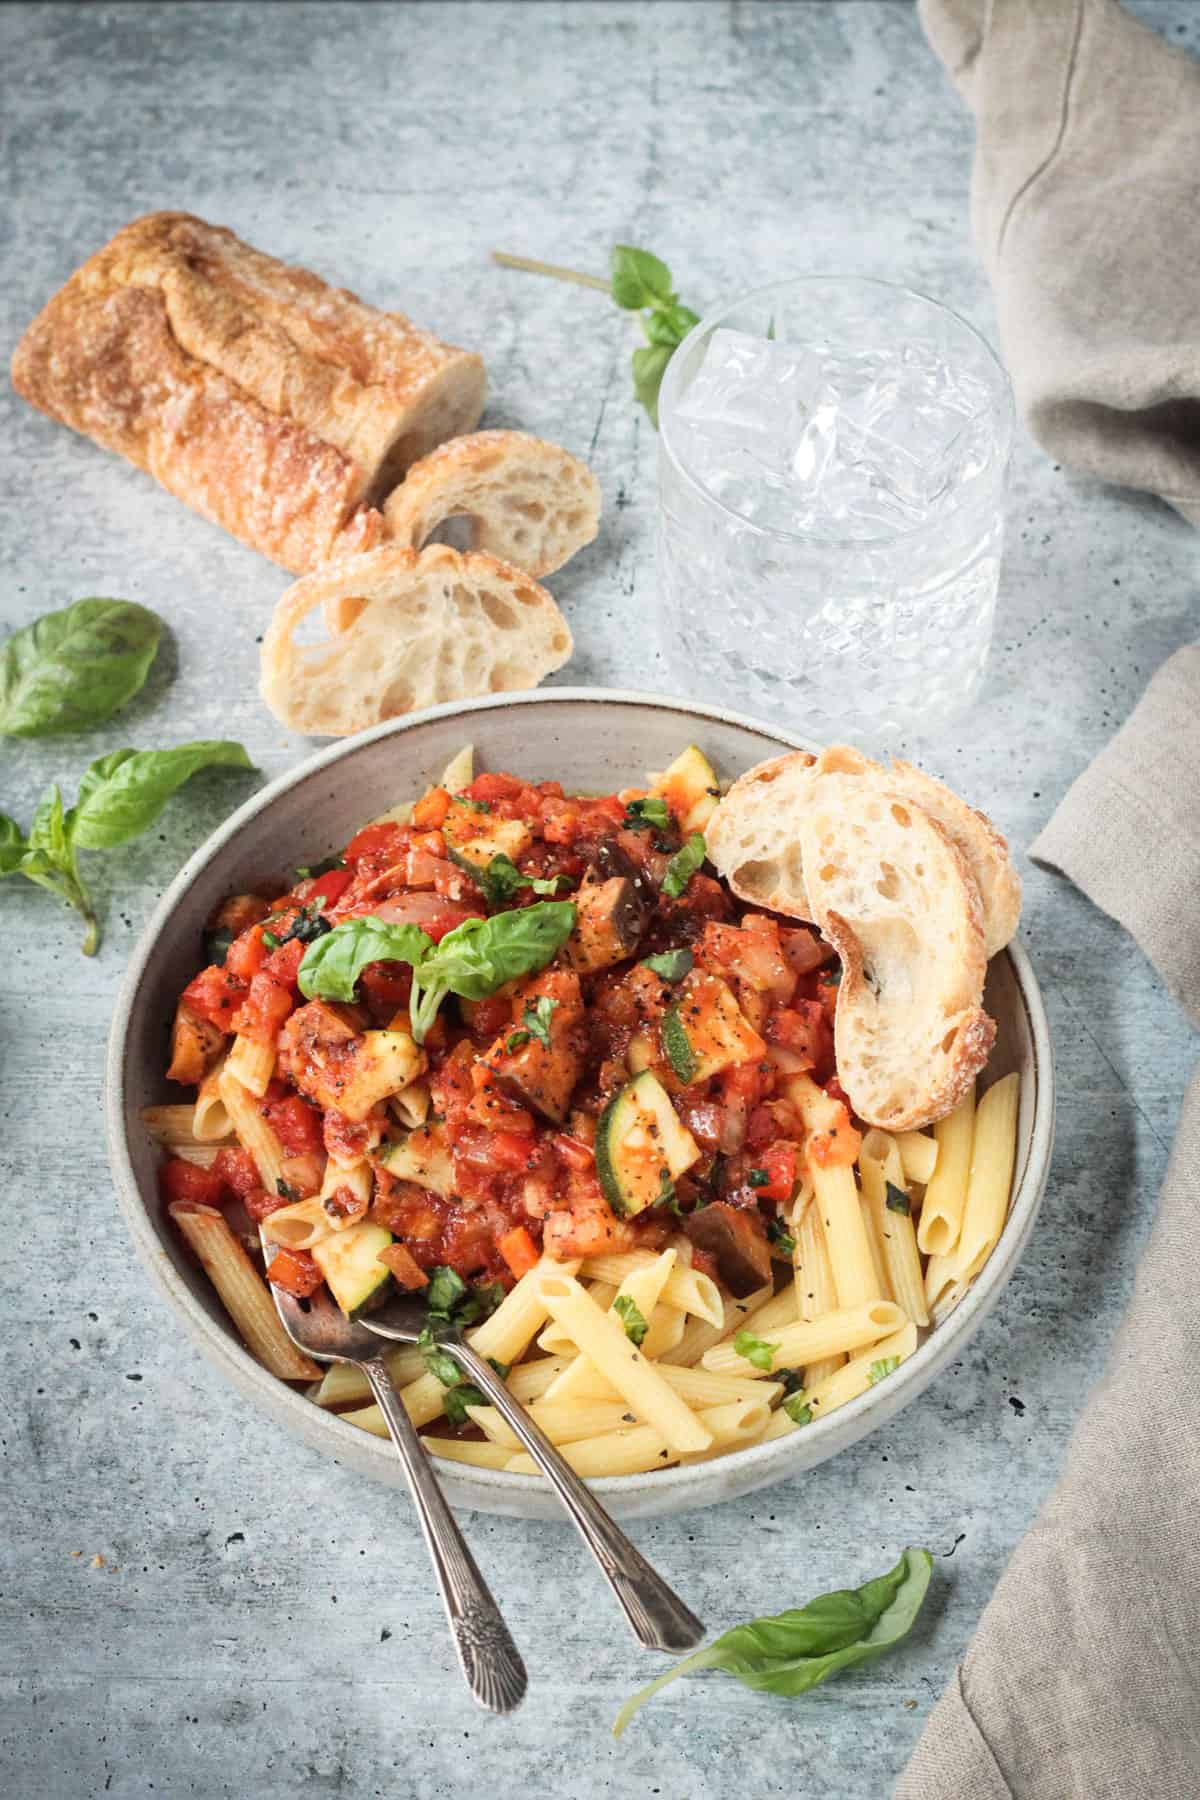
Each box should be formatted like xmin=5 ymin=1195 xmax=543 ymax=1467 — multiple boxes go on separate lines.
xmin=260 ymin=1239 xmax=527 ymax=1713
xmin=358 ymin=1291 xmax=704 ymax=1653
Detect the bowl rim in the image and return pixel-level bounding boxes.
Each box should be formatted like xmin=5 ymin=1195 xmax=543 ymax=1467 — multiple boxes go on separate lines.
xmin=106 ymin=686 xmax=1055 ymax=1504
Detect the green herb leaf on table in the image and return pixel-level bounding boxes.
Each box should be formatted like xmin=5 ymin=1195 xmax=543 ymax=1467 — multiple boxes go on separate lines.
xmin=610 ymin=246 xmax=675 ymax=310
xmin=0 ymin=598 xmax=162 ymax=738
xmin=0 ymin=739 xmax=253 ymax=954
xmin=642 ymin=947 xmax=693 ymax=983
xmin=662 ymin=833 xmax=707 ymax=899
xmin=612 ymin=1547 xmax=934 ymax=1737
xmin=732 ymin=1328 xmax=779 ymax=1373
xmin=613 ymin=1294 xmax=648 ymax=1347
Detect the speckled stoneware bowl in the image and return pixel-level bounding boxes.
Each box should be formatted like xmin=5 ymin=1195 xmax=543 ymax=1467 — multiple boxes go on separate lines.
xmin=107 ymin=690 xmax=1054 ymax=1520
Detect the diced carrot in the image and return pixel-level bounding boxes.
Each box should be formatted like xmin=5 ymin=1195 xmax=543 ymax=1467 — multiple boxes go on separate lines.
xmin=265 ymin=1247 xmax=324 ymax=1298
xmin=378 ymin=1242 xmax=430 ymax=1289
xmin=497 ymin=1225 xmax=540 ymax=1280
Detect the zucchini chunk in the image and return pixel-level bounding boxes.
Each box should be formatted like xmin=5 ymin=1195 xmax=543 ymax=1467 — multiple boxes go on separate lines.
xmin=652 ymin=745 xmax=721 ymax=834
xmin=441 ymin=796 xmax=532 ymax=868
xmin=311 ymin=1220 xmax=394 ymax=1317
xmin=662 ymin=974 xmax=766 ymax=1084
xmin=376 ymin=1125 xmax=455 ymax=1198
xmin=596 ymin=1070 xmax=701 ymax=1217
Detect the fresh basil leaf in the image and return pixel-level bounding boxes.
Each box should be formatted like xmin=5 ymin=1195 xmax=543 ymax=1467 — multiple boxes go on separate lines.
xmin=610 ymin=244 xmax=674 ymax=310
xmin=442 ymin=1382 xmax=487 ymax=1426
xmin=425 ymin=1266 xmax=468 ymax=1317
xmin=460 ymin=850 xmax=565 ymax=908
xmin=275 ymin=1178 xmax=301 ymax=1202
xmin=454 ymin=1281 xmax=506 ymax=1326
xmin=624 ymin=796 xmax=670 ymax=832
xmin=655 ymin=1169 xmax=678 ymax=1211
xmin=781 ymin=1393 xmax=812 ymax=1426
xmin=662 ymin=832 xmax=707 ymax=899
xmin=421 ymin=1339 xmax=465 ymax=1389
xmin=869 ymin=1356 xmax=901 ymax=1385
xmin=0 ymin=814 xmax=27 ymax=877
xmin=747 ymin=1167 xmax=770 ymax=1189
xmin=0 ymin=598 xmax=162 ymax=738
xmin=273 ymin=899 xmax=331 ymax=948
xmin=504 ymin=1029 xmax=532 ymax=1054
xmin=767 ymin=1216 xmax=796 ymax=1257
xmin=732 ymin=1328 xmax=779 ymax=1373
xmin=613 ymin=1294 xmax=648 ymax=1347
xmin=885 ymin=1182 xmax=911 ymax=1215
xmin=67 ymin=740 xmax=253 ymax=849
xmin=28 ymin=784 xmax=69 ymax=862
xmin=410 ymin=901 xmax=577 ymax=1041
xmin=521 ymin=995 xmax=558 ymax=1050
xmin=613 ymin=1548 xmax=934 ymax=1736
xmin=631 ymin=343 xmax=675 ymax=429
xmin=261 ymin=930 xmax=280 ymax=951
xmin=643 ymin=302 xmax=700 ymax=348
xmin=297 ymin=916 xmax=433 ymax=1004
xmin=642 ymin=948 xmax=693 ymax=983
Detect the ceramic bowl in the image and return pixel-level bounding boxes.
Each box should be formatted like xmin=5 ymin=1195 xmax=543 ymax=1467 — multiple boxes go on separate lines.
xmin=107 ymin=689 xmax=1055 ymax=1520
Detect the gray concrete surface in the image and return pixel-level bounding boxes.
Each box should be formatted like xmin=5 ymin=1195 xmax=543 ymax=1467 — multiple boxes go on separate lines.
xmin=2 ymin=4 xmax=1197 ymax=1796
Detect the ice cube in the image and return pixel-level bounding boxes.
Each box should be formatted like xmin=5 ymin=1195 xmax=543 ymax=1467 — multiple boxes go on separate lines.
xmin=674 ymin=328 xmax=820 ymax=472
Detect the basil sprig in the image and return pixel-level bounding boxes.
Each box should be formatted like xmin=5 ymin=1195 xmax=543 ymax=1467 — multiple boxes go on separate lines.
xmin=299 ymin=900 xmax=577 ymax=1044
xmin=1 ymin=740 xmax=253 ymax=953
xmin=613 ymin=1548 xmax=934 ymax=1737
xmin=0 ymin=598 xmax=163 ymax=737
xmin=451 ymin=850 xmax=565 ymax=908
xmin=662 ymin=833 xmax=707 ymax=899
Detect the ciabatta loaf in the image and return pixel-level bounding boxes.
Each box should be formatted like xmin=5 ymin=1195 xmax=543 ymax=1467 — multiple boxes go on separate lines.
xmin=798 ymin=780 xmax=995 ymax=1130
xmin=11 ymin=212 xmax=486 ymax=574
xmin=384 ymin=430 xmax=600 ymax=576
xmin=707 ymin=744 xmax=1020 ymax=957
xmin=260 ymin=544 xmax=572 ymax=737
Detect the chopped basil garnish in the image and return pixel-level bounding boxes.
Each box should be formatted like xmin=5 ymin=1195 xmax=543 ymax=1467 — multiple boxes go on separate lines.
xmin=869 ymin=1356 xmax=901 ymax=1385
xmin=275 ymin=1178 xmax=301 ymax=1201
xmin=884 ymin=1182 xmax=911 ymax=1215
xmin=782 ymin=1393 xmax=813 ymax=1426
xmin=505 ymin=1029 xmax=532 ymax=1054
xmin=662 ymin=832 xmax=706 ymax=899
xmin=732 ymin=1328 xmax=779 ymax=1372
xmin=642 ymin=947 xmax=694 ymax=983
xmin=747 ymin=1168 xmax=771 ymax=1188
xmin=624 ymin=795 xmax=670 ymax=832
xmin=520 ymin=994 xmax=558 ymax=1050
xmin=767 ymin=1215 xmax=796 ymax=1256
xmin=613 ymin=1294 xmax=649 ymax=1346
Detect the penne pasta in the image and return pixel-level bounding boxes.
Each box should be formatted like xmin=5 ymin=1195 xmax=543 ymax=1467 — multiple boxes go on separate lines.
xmin=789 ymin=1075 xmax=881 ymax=1308
xmin=262 ymin=1196 xmax=338 ymax=1251
xmin=896 ymin=1129 xmax=939 ymax=1186
xmin=193 ymin=1059 xmax=234 ymax=1140
xmin=390 ymin=1081 xmax=431 ymax=1129
xmin=505 ymin=1423 xmax=680 ymax=1479
xmin=142 ymin=1104 xmax=217 ymax=1150
xmin=168 ymin=1202 xmax=318 ymax=1380
xmin=860 ymin=1129 xmax=929 ymax=1327
xmin=534 ymin=1273 xmax=713 ymax=1453
xmin=314 ymin=1344 xmax=425 ymax=1410
xmin=225 ymin=1033 xmax=275 ymax=1099
xmin=580 ymin=1251 xmax=723 ymax=1327
xmin=641 ymin=1300 xmax=686 ymax=1360
xmin=466 ymin=1256 xmax=581 ymax=1366
xmin=942 ymin=1073 xmax=1020 ymax=1287
xmin=218 ymin=1067 xmax=287 ymax=1196
xmin=317 ymin=1157 xmax=371 ymax=1231
xmin=504 ymin=1355 xmax=572 ymax=1403
xmin=916 ymin=1087 xmax=976 ymax=1256
xmin=791 ymin=1322 xmax=919 ymax=1423
xmin=859 ymin=1195 xmax=893 ymax=1303
xmin=537 ymin=1280 xmax=618 ymax=1356
xmin=465 ymin=1400 xmax=636 ymax=1449
xmin=794 ymin=1202 xmax=844 ymax=1387
xmin=658 ymin=1280 xmax=774 ymax=1367
xmin=701 ymin=1299 xmax=906 ymax=1379
xmin=677 ymin=1397 xmax=773 ymax=1463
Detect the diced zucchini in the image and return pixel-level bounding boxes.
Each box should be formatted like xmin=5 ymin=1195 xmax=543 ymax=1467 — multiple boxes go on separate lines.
xmin=312 ymin=1220 xmax=394 ymax=1317
xmin=595 ymin=1071 xmax=700 ymax=1217
xmin=377 ymin=1125 xmax=455 ymax=1198
xmin=651 ymin=745 xmax=721 ymax=834
xmin=441 ymin=796 xmax=532 ymax=867
xmin=334 ymin=1029 xmax=425 ymax=1122
xmin=662 ymin=975 xmax=766 ymax=1084
xmin=626 ymin=1029 xmax=656 ymax=1074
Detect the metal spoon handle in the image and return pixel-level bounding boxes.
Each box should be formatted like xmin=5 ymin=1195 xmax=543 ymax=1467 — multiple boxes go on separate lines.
xmin=452 ymin=1343 xmax=704 ymax=1653
xmin=361 ymin=1358 xmax=526 ymax=1712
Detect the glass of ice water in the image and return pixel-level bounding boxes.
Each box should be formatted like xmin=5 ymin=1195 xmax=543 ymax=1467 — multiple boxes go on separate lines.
xmin=656 ymin=276 xmax=1014 ymax=742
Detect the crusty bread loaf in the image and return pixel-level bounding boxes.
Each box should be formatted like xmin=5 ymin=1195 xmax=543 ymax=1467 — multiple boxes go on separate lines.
xmin=11 ymin=212 xmax=486 ymax=573
xmin=707 ymin=744 xmax=1020 ymax=957
xmin=260 ymin=544 xmax=572 ymax=737
xmin=384 ymin=429 xmax=601 ymax=576
xmin=798 ymin=780 xmax=995 ymax=1130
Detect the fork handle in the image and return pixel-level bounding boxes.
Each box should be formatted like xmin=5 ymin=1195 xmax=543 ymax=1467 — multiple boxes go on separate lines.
xmin=451 ymin=1343 xmax=704 ymax=1653
xmin=361 ymin=1358 xmax=526 ymax=1712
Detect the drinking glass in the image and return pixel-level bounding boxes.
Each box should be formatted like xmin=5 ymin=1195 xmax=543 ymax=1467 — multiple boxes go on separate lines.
xmin=656 ymin=276 xmax=1014 ymax=742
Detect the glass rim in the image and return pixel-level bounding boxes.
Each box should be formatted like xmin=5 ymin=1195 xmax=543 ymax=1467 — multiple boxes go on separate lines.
xmin=657 ymin=272 xmax=1015 ymax=550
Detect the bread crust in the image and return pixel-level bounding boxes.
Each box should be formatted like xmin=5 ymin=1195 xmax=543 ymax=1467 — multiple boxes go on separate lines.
xmin=260 ymin=543 xmax=573 ymax=737
xmin=11 ymin=212 xmax=486 ymax=572
xmin=383 ymin=429 xmax=601 ymax=576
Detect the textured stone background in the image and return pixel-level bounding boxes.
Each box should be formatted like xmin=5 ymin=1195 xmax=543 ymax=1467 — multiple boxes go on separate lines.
xmin=2 ymin=4 xmax=1197 ymax=1796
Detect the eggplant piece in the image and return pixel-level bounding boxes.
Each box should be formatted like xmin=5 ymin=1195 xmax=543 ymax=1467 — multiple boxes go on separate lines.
xmin=684 ymin=1201 xmax=773 ymax=1297
xmin=567 ymin=842 xmax=656 ymax=974
xmin=483 ymin=971 xmax=586 ymax=1124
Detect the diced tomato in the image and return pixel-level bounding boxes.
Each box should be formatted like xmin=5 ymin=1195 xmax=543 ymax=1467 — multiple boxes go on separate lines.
xmin=182 ymin=964 xmax=247 ymax=1032
xmin=552 ymin=1133 xmax=595 ymax=1172
xmin=224 ymin=923 xmax=270 ymax=981
xmin=211 ymin=1146 xmax=260 ymax=1201
xmin=780 ymin=927 xmax=831 ymax=978
xmin=323 ymin=1106 xmax=384 ymax=1164
xmin=463 ymin=994 xmax=513 ymax=1040
xmin=231 ymin=970 xmax=296 ymax=1043
xmin=808 ymin=1094 xmax=862 ymax=1168
xmin=359 ymin=962 xmax=413 ymax=1013
xmin=344 ymin=821 xmax=407 ymax=868
xmin=466 ymin=772 xmax=525 ymax=804
xmin=540 ymin=800 xmax=582 ymax=845
xmin=264 ymin=937 xmax=306 ymax=988
xmin=265 ymin=1246 xmax=324 ymax=1298
xmin=751 ymin=1141 xmax=797 ymax=1203
xmin=766 ymin=1001 xmax=833 ymax=1072
xmin=160 ymin=1157 xmax=224 ymax=1208
xmin=817 ymin=969 xmax=841 ymax=1024
xmin=497 ymin=1224 xmax=540 ymax=1279
xmin=244 ymin=1185 xmax=289 ymax=1221
xmin=306 ymin=868 xmax=354 ymax=910
xmin=261 ymin=1092 xmax=324 ymax=1156
xmin=487 ymin=1129 xmax=541 ymax=1172
xmin=371 ymin=893 xmax=483 ymax=942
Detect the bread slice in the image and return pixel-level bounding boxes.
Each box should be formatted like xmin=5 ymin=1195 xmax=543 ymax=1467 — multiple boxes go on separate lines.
xmin=706 ymin=744 xmax=1020 ymax=957
xmin=383 ymin=430 xmax=601 ymax=576
xmin=798 ymin=780 xmax=995 ymax=1130
xmin=260 ymin=544 xmax=572 ymax=737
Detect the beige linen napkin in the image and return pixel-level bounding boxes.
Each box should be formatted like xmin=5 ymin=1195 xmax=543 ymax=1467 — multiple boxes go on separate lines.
xmin=896 ymin=643 xmax=1200 ymax=1799
xmin=920 ymin=0 xmax=1200 ymax=524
